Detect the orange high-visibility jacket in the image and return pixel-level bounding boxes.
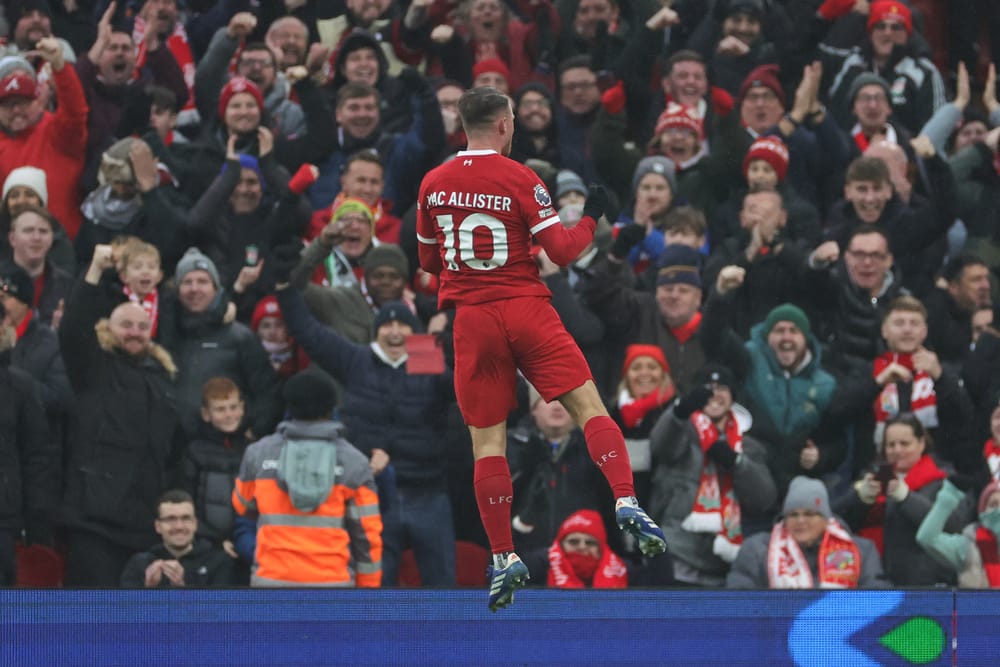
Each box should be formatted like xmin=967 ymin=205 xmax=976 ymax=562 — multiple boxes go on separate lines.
xmin=232 ymin=420 xmax=382 ymax=587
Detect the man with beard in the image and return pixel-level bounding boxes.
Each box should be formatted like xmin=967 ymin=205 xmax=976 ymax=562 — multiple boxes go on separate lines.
xmin=821 ymin=0 xmax=945 ymax=136
xmin=196 ymin=13 xmax=305 ymax=140
xmin=417 ymin=87 xmax=666 ymax=611
xmin=511 ymin=83 xmax=559 ymax=167
xmin=0 ymin=42 xmax=88 ymax=239
xmin=1 ymin=0 xmax=76 ymax=64
xmin=77 ymin=2 xmax=188 ymax=191
xmin=58 ymin=243 xmax=182 ymax=586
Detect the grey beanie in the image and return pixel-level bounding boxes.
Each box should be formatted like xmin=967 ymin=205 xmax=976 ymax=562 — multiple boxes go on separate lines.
xmin=175 ymin=247 xmax=221 ymax=289
xmin=783 ymin=476 xmax=832 ymax=519
xmin=631 ymin=156 xmax=677 ymax=196
xmin=848 ymin=73 xmax=892 ymax=105
xmin=362 ymin=243 xmax=409 ymax=278
xmin=0 ymin=56 xmax=35 ymax=83
xmin=556 ymin=169 xmax=587 ymax=199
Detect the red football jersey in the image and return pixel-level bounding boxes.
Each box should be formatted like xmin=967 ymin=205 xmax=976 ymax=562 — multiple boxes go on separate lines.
xmin=417 ymin=150 xmax=561 ymax=308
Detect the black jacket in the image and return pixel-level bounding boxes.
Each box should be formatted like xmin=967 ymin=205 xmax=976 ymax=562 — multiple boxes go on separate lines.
xmin=58 ymin=280 xmax=182 ymax=550
xmin=119 ymin=538 xmax=234 ymax=588
xmin=0 ymin=353 xmax=55 ymax=537
xmin=11 ymin=315 xmax=72 ymax=419
xmin=180 ymin=423 xmax=250 ymax=544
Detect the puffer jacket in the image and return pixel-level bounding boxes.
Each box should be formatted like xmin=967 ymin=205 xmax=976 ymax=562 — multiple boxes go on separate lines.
xmin=58 ymin=280 xmax=181 ymax=550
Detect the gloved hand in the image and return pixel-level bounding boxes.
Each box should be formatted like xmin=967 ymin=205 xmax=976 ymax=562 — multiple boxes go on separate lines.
xmin=706 ymin=439 xmax=738 ymax=469
xmin=397 ymin=66 xmax=428 ymax=94
xmin=609 ymin=223 xmax=646 ymax=260
xmin=601 ymin=80 xmax=626 ymax=115
xmin=271 ymin=243 xmax=304 ymax=285
xmin=581 ymin=184 xmax=609 ymax=223
xmin=673 ymin=386 xmax=714 ymax=420
xmin=817 ymin=0 xmax=856 ymax=21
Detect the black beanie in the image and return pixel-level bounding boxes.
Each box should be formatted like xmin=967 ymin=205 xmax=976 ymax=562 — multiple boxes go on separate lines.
xmin=373 ymin=301 xmax=421 ymax=333
xmin=283 ymin=370 xmax=338 ymax=421
xmin=0 ymin=261 xmax=34 ymax=305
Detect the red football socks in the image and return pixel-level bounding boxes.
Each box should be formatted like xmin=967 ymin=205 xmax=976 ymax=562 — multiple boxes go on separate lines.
xmin=474 ymin=456 xmax=515 ymax=554
xmin=584 ymin=416 xmax=636 ymax=499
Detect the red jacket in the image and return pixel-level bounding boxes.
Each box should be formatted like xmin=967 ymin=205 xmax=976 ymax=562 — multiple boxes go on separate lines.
xmin=0 ymin=64 xmax=89 ymax=238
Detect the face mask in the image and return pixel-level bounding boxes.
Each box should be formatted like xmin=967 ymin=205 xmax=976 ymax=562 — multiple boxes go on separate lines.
xmin=442 ymin=108 xmax=459 ymax=135
xmin=980 ymin=507 xmax=1000 ymax=537
xmin=564 ymin=550 xmax=600 ymax=582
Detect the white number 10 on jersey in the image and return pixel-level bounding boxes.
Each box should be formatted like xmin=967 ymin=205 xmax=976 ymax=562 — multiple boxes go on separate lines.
xmin=435 ymin=213 xmax=510 ymax=271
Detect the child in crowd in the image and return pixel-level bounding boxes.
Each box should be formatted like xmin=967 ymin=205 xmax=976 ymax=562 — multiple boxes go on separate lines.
xmin=119 ymin=240 xmax=164 ymax=338
xmin=180 ymin=377 xmax=252 ymax=579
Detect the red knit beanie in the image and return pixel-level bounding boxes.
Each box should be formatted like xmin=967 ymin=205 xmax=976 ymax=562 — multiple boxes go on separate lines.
xmin=654 ymin=103 xmax=704 ymax=140
xmin=621 ymin=344 xmax=670 ymax=378
xmin=867 ymin=1 xmax=912 ymax=35
xmin=742 ymin=135 xmax=790 ymax=183
xmin=555 ymin=510 xmax=607 ymax=546
xmin=737 ymin=64 xmax=785 ymax=108
xmin=218 ymin=77 xmax=264 ymax=119
xmin=473 ymin=58 xmax=511 ymax=84
xmin=251 ymin=295 xmax=283 ymax=332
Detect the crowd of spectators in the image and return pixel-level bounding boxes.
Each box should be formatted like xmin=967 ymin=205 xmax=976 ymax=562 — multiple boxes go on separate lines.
xmin=2 ymin=0 xmax=1000 ymax=590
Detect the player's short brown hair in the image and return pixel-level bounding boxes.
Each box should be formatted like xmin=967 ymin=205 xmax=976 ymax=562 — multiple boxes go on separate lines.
xmin=458 ymin=86 xmax=510 ymax=132
xmin=201 ymin=377 xmax=241 ymax=407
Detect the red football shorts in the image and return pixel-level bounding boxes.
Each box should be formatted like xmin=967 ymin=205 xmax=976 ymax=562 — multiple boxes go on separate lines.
xmin=453 ymin=296 xmax=593 ymax=427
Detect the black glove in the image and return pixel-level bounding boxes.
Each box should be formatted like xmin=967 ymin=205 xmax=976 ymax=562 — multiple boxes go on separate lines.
xmin=271 ymin=243 xmax=304 ymax=285
xmin=583 ymin=184 xmax=610 ymax=222
xmin=673 ymin=386 xmax=714 ymax=420
xmin=610 ymin=223 xmax=646 ymax=260
xmin=706 ymin=439 xmax=738 ymax=469
xmin=397 ymin=67 xmax=427 ymax=94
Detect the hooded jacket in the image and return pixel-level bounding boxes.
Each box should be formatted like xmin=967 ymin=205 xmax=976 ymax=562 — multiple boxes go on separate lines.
xmin=58 ymin=280 xmax=181 ymax=550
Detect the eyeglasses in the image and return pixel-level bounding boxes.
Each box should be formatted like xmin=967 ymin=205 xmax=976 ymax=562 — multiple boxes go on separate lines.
xmin=239 ymin=59 xmax=275 ymax=70
xmin=846 ymin=249 xmax=889 ymax=263
xmin=563 ymin=537 xmax=600 ymax=548
xmin=157 ymin=514 xmax=195 ymax=524
xmin=855 ymin=92 xmax=888 ymax=105
xmin=561 ymin=81 xmax=597 ymax=93
xmin=872 ymin=21 xmax=907 ymax=32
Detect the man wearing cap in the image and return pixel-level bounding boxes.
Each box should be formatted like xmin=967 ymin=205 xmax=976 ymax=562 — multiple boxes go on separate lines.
xmin=822 ymin=0 xmax=945 ymax=136
xmin=0 ymin=260 xmax=70 ymax=435
xmin=588 ymin=242 xmax=746 ymax=393
xmin=162 ymin=247 xmax=282 ymax=440
xmin=702 ymin=299 xmax=845 ymax=496
xmin=195 ymin=14 xmax=305 ymax=141
xmin=233 ymin=371 xmax=383 ymax=587
xmin=275 ymin=274 xmax=457 ymax=587
xmin=727 ymin=476 xmax=886 ymax=588
xmin=649 ymin=363 xmax=776 ymax=586
xmin=58 ymin=244 xmax=182 ymax=585
xmin=1 ymin=1 xmax=76 ymax=64
xmin=0 ymin=40 xmax=88 ymax=239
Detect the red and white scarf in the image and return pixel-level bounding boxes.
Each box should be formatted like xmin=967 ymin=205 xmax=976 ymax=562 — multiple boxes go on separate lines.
xmin=124 ymin=286 xmax=159 ymax=338
xmin=133 ymin=17 xmax=197 ymax=120
xmin=617 ymin=386 xmax=675 ymax=430
xmin=984 ymin=439 xmax=1000 ymax=482
xmin=975 ymin=525 xmax=1000 ymax=587
xmin=681 ymin=411 xmax=743 ymax=563
xmin=767 ymin=517 xmax=862 ymax=588
xmin=547 ymin=542 xmax=628 ymax=589
xmin=872 ymin=352 xmax=938 ymax=444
